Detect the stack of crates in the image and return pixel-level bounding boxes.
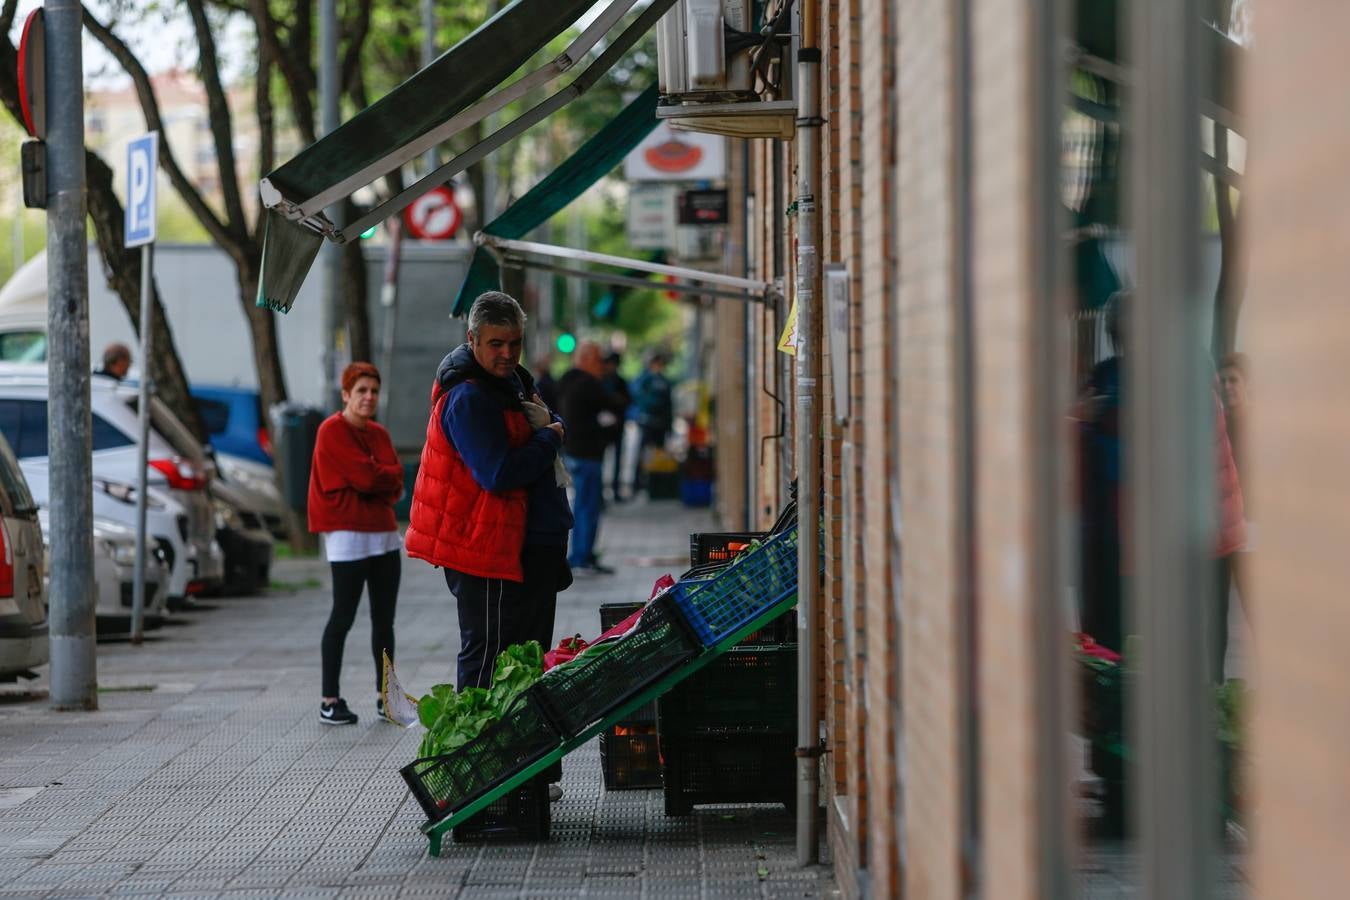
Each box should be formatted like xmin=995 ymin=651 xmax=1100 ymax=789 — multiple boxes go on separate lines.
xmin=450 ymin=774 xmax=551 ymax=843
xmin=596 ymin=602 xmax=664 ymax=790
xmin=657 ymin=528 xmax=799 ymax=815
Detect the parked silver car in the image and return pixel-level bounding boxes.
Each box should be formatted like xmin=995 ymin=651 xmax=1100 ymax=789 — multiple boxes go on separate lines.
xmin=37 ymin=509 xmax=171 ymax=632
xmin=0 ymin=431 xmax=46 ymax=680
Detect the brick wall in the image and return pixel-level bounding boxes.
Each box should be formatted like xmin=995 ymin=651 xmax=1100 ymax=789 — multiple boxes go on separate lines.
xmin=1245 ymin=7 xmax=1350 ymax=897
xmin=968 ymin=0 xmax=1045 ymax=896
xmin=894 ymin=0 xmax=965 ymax=896
xmin=858 ymin=0 xmax=900 ymax=895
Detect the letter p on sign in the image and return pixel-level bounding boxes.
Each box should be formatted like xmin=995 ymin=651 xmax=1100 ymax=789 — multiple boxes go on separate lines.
xmin=125 ymin=132 xmax=158 ymax=248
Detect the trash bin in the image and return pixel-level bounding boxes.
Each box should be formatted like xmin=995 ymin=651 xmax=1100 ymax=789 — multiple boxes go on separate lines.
xmin=269 ymin=403 xmax=324 ymax=513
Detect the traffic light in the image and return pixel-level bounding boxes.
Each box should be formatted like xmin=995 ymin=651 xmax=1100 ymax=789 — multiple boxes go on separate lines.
xmin=556 ymin=332 xmax=577 ymax=354
xmin=360 ymin=225 xmax=378 ymax=239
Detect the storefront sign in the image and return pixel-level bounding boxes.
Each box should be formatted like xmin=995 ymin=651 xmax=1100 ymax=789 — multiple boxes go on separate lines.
xmin=624 ymin=123 xmax=726 ymax=182
xmin=678 ymin=189 xmax=729 ymax=225
xmin=627 ymin=183 xmax=678 ymax=250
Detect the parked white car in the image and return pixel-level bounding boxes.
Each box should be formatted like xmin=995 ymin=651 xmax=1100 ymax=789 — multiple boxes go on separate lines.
xmin=0 ymin=430 xmax=46 ymax=680
xmin=0 ymin=364 xmax=224 ymax=604
xmin=37 ymin=509 xmax=171 ymax=631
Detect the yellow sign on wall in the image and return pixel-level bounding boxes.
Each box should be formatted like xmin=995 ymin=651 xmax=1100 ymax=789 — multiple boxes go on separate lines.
xmin=777 ymin=296 xmax=798 ymax=356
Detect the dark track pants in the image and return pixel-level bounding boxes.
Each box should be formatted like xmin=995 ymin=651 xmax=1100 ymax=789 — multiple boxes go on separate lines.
xmin=322 ymin=550 xmax=401 ymax=699
xmin=444 ymin=545 xmax=564 ymax=691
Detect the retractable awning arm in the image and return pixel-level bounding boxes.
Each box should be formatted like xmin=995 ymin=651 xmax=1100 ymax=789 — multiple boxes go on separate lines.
xmin=259 ymin=0 xmax=673 ymax=245
xmin=479 ymin=235 xmax=783 ymax=304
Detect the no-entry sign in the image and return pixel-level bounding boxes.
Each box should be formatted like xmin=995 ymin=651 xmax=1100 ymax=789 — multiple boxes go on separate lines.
xmin=403 ymin=186 xmax=462 ymax=240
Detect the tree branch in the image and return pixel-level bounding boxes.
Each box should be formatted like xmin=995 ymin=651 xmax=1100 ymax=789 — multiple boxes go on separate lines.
xmin=183 ymin=0 xmax=249 ymax=237
xmin=339 ymin=0 xmax=373 ymax=98
xmin=82 ymin=7 xmax=243 ymax=265
xmin=253 ymin=12 xmax=275 ymax=242
xmin=249 ymin=0 xmax=316 ymax=145
xmin=0 ymin=0 xmax=20 ymax=36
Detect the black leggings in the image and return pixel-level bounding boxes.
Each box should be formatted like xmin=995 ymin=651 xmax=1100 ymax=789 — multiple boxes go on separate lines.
xmin=322 ymin=550 xmax=400 ymax=699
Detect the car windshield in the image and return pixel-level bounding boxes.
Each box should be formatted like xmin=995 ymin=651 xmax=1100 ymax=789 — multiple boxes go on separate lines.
xmin=0 ymin=430 xmax=36 ymax=513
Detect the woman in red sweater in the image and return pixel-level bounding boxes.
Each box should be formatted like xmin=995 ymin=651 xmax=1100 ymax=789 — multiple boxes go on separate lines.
xmin=308 ymin=362 xmax=404 ymax=725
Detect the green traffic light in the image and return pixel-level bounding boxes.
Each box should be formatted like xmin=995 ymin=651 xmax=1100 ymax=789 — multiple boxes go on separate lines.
xmin=360 ymin=225 xmax=378 ymax=239
xmin=556 ymin=333 xmax=577 ymax=354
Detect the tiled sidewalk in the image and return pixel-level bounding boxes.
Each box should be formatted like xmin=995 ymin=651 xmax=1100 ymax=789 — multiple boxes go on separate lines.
xmin=0 ymin=499 xmax=833 ymax=899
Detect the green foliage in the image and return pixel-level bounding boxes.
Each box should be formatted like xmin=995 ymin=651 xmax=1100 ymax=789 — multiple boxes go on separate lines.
xmin=1215 ymin=678 xmax=1246 ymax=749
xmin=416 ymin=640 xmax=544 ymax=758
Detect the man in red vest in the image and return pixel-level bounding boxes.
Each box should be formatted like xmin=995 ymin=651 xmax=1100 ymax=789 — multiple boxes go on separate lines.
xmin=405 ymin=292 xmax=574 ymax=691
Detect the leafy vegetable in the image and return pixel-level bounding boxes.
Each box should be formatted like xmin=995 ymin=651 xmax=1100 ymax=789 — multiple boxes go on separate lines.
xmin=416 ymin=641 xmax=545 ymax=758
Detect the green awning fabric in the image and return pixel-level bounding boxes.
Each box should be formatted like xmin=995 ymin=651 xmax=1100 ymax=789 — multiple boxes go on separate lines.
xmin=263 ymin=0 xmax=596 ymax=209
xmin=1075 ymin=0 xmax=1243 ymax=118
xmin=453 ymin=84 xmax=660 ymax=317
xmin=256 ymin=211 xmax=323 ymax=314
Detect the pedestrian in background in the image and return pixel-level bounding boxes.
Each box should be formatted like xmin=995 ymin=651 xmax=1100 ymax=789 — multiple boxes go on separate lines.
xmin=532 ymin=352 xmax=559 ymax=411
xmin=600 ymin=349 xmax=632 ymax=502
xmin=631 ymin=351 xmax=674 ymax=493
xmin=94 ymin=342 xmax=132 ymax=381
xmin=308 ymin=362 xmax=405 ymax=726
xmin=556 ymin=341 xmax=629 ymax=575
xmin=406 ymin=292 xmax=573 ymax=692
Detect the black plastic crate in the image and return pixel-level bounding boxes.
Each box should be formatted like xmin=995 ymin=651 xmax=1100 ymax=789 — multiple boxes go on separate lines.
xmin=740 ymin=608 xmax=797 ymax=645
xmin=535 ymin=593 xmax=700 ymax=737
xmin=400 ymin=694 xmax=561 ymax=823
xmin=598 ymin=603 xmax=657 ymax=723
xmin=599 ymin=601 xmax=645 ymax=631
xmin=658 ymin=644 xmax=797 ymax=733
xmin=669 ymin=528 xmax=802 ymax=648
xmin=660 ymin=727 xmax=796 ymax=816
xmin=451 ymin=775 xmax=551 ymax=843
xmin=689 ymin=531 xmax=767 ymax=567
xmin=600 ymin=724 xmax=662 ymax=790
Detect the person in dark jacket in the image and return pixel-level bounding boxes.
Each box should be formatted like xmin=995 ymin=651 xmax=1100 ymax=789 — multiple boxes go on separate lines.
xmin=631 ymin=351 xmax=674 ymax=493
xmin=600 ymin=350 xmax=632 ymax=502
xmin=308 ymin=362 xmax=404 ymax=726
xmin=405 ymin=292 xmax=573 ymax=693
xmin=555 ymin=341 xmax=630 ymax=574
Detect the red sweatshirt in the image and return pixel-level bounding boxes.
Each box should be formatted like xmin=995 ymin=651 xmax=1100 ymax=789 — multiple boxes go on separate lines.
xmin=307 ymin=413 xmax=404 ymax=533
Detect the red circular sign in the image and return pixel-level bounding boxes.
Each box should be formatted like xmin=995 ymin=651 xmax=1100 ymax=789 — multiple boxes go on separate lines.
xmin=403 ymin=186 xmax=462 ymax=240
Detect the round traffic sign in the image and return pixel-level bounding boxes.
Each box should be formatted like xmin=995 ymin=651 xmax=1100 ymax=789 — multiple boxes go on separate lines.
xmin=403 ymin=186 xmax=462 ymax=240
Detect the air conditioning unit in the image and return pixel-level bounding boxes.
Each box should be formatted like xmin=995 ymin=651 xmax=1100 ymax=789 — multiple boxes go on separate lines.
xmin=656 ymin=0 xmax=797 ymax=140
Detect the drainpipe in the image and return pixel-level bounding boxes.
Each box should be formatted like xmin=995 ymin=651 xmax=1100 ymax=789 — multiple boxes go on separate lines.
xmin=794 ymin=0 xmax=823 ymax=867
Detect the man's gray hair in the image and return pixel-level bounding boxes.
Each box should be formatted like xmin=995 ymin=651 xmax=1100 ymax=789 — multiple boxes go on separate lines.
xmin=468 ymin=291 xmax=526 ymax=336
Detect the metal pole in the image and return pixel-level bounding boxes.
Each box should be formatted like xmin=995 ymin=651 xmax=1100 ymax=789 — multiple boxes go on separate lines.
xmin=794 ymin=14 xmax=823 ymax=866
xmin=1128 ymin=0 xmax=1217 ymax=896
xmin=377 ymin=217 xmax=402 ymax=419
xmin=130 ymin=243 xmax=153 ymax=644
xmin=741 ymin=139 xmax=755 ymax=529
xmin=421 ymin=0 xmax=438 ymax=175
xmin=44 ymin=0 xmax=96 ymax=709
xmin=319 ymin=0 xmax=341 ymax=407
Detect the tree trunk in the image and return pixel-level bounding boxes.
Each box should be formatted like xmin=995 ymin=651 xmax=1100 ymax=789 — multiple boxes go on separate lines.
xmin=1211 ymin=122 xmax=1245 ymax=362
xmin=340 ymin=198 xmax=372 ymax=363
xmin=234 ymin=258 xmax=291 ymax=421
xmin=84 ymin=151 xmax=208 ymax=442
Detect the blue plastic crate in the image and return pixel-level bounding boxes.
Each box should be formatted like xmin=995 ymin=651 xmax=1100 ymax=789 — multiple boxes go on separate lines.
xmin=668 ymin=528 xmax=800 ymax=647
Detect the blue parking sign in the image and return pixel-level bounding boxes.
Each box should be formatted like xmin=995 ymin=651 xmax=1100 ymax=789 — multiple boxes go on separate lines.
xmin=125 ymin=132 xmax=158 ymax=247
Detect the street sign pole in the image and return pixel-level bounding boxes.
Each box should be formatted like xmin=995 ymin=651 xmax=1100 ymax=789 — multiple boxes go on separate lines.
xmin=45 ymin=0 xmax=96 ymax=710
xmin=125 ymin=132 xmax=158 ymax=645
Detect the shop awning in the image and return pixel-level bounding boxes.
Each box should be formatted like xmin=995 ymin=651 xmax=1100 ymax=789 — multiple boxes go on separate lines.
xmin=477 ymin=235 xmax=781 ymax=305
xmin=452 ymin=84 xmax=662 ymax=317
xmin=1074 ymin=0 xmax=1245 ymax=127
xmin=256 ymin=0 xmax=679 ymax=313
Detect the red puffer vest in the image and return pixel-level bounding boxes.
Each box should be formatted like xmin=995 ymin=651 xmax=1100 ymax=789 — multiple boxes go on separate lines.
xmin=405 ymin=383 xmax=533 ymax=581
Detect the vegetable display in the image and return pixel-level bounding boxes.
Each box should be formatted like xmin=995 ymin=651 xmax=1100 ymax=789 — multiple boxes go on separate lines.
xmin=416 ymin=641 xmax=545 ymax=758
